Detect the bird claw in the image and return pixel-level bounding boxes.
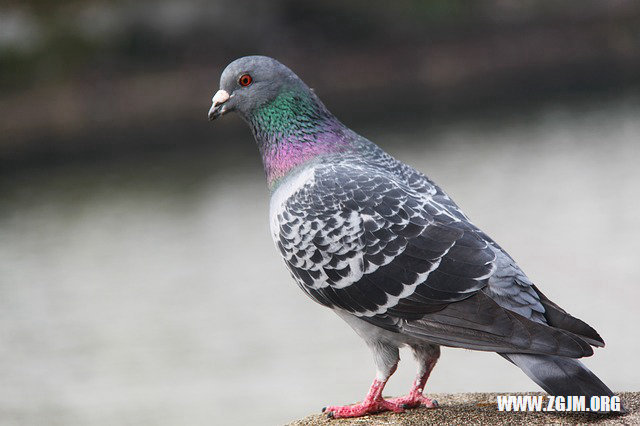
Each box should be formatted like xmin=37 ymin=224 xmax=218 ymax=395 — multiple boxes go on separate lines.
xmin=386 ymin=393 xmax=439 ymax=409
xmin=324 ymin=398 xmax=405 ymax=419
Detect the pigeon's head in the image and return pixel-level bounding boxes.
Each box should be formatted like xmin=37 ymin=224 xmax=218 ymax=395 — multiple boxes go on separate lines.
xmin=208 ymin=56 xmax=307 ymax=121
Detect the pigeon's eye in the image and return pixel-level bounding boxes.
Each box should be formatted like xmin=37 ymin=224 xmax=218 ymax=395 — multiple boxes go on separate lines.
xmin=238 ymin=74 xmax=253 ymax=87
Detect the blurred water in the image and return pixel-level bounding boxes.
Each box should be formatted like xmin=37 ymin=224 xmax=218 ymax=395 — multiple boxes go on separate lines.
xmin=1 ymin=97 xmax=639 ymax=425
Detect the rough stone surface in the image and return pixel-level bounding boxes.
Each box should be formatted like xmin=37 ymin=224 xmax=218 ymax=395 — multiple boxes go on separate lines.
xmin=288 ymin=392 xmax=637 ymax=425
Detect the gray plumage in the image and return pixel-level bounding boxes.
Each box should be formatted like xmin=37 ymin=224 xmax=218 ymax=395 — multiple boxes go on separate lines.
xmin=209 ymin=56 xmax=618 ymax=415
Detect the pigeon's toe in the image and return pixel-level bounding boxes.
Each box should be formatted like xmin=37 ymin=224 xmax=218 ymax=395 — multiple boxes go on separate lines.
xmin=324 ymin=399 xmax=405 ymax=419
xmin=387 ymin=394 xmax=439 ymax=409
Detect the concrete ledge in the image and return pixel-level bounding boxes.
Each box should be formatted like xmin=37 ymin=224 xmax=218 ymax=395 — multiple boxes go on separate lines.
xmin=288 ymin=392 xmax=637 ymax=425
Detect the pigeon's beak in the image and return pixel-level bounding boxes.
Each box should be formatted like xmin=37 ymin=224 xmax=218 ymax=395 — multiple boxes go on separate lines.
xmin=208 ymin=90 xmax=231 ymax=121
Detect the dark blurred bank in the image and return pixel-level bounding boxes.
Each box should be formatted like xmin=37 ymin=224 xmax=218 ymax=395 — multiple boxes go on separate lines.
xmin=1 ymin=0 xmax=640 ymax=166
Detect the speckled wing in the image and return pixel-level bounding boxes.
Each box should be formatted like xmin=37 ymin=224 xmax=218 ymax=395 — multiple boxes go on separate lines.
xmin=271 ymin=160 xmax=599 ymax=357
xmin=273 ymin=161 xmax=491 ymax=312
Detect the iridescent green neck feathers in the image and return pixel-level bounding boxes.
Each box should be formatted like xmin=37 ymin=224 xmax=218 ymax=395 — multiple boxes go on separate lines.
xmin=246 ymin=89 xmax=355 ymax=189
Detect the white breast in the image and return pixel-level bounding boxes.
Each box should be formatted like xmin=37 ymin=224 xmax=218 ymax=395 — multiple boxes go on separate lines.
xmin=269 ymin=166 xmax=317 ymax=241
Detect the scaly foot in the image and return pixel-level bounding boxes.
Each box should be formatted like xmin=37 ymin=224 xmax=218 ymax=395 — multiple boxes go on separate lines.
xmin=323 ymin=398 xmax=405 ymax=419
xmin=387 ymin=392 xmax=439 ymax=409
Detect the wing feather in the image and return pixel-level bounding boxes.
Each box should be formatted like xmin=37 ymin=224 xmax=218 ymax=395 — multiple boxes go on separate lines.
xmin=271 ymin=159 xmax=598 ymax=357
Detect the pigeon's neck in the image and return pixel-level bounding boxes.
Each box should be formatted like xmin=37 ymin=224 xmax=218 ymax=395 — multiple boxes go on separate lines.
xmin=247 ymin=90 xmax=355 ymax=190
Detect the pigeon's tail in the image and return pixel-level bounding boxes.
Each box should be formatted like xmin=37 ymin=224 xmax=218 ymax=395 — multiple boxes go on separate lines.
xmin=501 ymin=353 xmax=617 ymax=403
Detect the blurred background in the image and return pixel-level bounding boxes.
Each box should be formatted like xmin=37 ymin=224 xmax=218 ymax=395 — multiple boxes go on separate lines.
xmin=1 ymin=0 xmax=639 ymax=424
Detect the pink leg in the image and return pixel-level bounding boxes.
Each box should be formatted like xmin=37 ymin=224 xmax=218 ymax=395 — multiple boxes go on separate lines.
xmin=386 ymin=343 xmax=440 ymax=409
xmin=323 ymin=377 xmax=405 ymax=418
xmin=386 ymin=357 xmax=439 ymax=408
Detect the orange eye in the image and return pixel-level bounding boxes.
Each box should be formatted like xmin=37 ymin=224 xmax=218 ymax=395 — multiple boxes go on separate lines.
xmin=238 ymin=74 xmax=253 ymax=87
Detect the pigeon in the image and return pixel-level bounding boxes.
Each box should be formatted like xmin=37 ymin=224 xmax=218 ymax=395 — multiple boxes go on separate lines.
xmin=208 ymin=56 xmax=617 ymax=418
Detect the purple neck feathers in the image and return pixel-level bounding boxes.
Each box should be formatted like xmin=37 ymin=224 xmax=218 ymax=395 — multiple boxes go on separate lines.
xmin=246 ymin=90 xmax=357 ymax=189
